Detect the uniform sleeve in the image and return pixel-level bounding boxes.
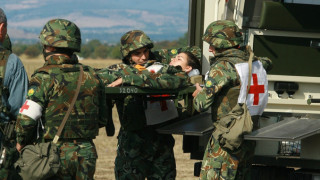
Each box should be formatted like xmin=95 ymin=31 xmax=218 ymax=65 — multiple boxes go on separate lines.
xmin=1 ymin=54 xmax=28 ymax=120
xmin=121 ymin=64 xmax=191 ymax=89
xmin=193 ymin=61 xmax=238 ymax=112
xmin=96 ymin=67 xmax=121 ymax=85
xmin=16 ymin=72 xmax=52 ymax=145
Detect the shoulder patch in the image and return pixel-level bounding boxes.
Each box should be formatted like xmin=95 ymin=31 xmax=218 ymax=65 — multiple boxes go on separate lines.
xmin=170 ymin=49 xmax=178 ymax=55
xmin=27 ymin=88 xmax=35 ymax=96
xmin=206 ymin=80 xmax=213 ymax=87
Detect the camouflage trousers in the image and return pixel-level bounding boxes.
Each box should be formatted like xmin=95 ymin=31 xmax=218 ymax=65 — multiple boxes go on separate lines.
xmin=49 ymin=140 xmax=98 ymax=180
xmin=200 ymin=136 xmax=256 ymax=180
xmin=115 ymin=128 xmax=176 ymax=180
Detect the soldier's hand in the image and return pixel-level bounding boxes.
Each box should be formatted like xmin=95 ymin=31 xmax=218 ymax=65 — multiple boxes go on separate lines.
xmin=192 ymin=83 xmax=202 ymax=97
xmin=108 ymin=78 xmax=123 ymax=87
xmin=16 ymin=143 xmax=24 ymax=152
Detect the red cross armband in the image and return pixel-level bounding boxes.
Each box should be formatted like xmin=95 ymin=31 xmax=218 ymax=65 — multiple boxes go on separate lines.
xmin=19 ymin=100 xmax=43 ymax=121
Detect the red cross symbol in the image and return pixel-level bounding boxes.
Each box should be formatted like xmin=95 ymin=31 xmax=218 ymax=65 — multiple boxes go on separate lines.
xmin=19 ymin=101 xmax=30 ymax=113
xmin=150 ymin=95 xmax=169 ymax=111
xmin=248 ymin=74 xmax=265 ymax=105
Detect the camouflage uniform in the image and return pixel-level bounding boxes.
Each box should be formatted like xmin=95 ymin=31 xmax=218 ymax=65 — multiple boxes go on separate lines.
xmin=193 ymin=20 xmax=273 ymax=180
xmin=111 ymin=30 xmax=197 ymax=180
xmin=15 ymin=19 xmax=106 ymax=180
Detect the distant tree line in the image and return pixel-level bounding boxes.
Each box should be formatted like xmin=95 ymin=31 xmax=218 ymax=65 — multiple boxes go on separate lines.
xmin=12 ymin=32 xmax=188 ymax=59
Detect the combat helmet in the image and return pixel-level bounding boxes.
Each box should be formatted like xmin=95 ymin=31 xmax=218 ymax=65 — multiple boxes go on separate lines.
xmin=202 ymin=20 xmax=243 ymax=49
xmin=39 ymin=19 xmax=81 ymax=52
xmin=3 ymin=34 xmax=11 ymax=51
xmin=120 ymin=30 xmax=154 ymax=59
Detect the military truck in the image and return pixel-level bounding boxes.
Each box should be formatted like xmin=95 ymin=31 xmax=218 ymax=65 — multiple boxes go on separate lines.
xmin=156 ymin=0 xmax=320 ymax=179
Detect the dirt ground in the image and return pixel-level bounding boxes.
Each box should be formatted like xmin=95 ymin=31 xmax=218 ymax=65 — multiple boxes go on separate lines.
xmin=21 ymin=57 xmax=199 ymax=180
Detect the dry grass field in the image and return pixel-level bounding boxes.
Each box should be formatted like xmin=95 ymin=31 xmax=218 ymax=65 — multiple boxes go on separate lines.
xmin=21 ymin=56 xmax=198 ymax=180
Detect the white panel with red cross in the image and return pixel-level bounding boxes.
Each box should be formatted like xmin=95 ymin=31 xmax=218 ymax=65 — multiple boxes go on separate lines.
xmin=235 ymin=61 xmax=268 ymax=116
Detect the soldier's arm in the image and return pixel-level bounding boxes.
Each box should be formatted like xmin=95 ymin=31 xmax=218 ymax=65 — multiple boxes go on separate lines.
xmin=16 ymin=73 xmax=51 ymax=145
xmin=1 ymin=54 xmax=29 ymax=120
xmin=120 ymin=64 xmax=191 ymax=89
xmin=193 ymin=61 xmax=237 ymax=112
xmin=97 ymin=64 xmax=124 ymax=85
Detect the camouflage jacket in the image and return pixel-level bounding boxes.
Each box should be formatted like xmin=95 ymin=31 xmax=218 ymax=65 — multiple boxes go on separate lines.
xmin=99 ymin=61 xmax=191 ymax=89
xmin=193 ymin=48 xmax=272 ymax=121
xmin=16 ymin=55 xmax=106 ymax=145
xmin=101 ymin=60 xmax=191 ymax=131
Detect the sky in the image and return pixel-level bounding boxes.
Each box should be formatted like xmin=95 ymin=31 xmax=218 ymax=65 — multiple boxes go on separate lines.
xmin=1 ymin=0 xmax=190 ymax=43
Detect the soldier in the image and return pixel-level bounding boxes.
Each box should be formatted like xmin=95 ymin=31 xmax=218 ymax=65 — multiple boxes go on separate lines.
xmin=105 ymin=30 xmax=198 ymax=180
xmin=106 ymin=45 xmax=202 ymax=87
xmin=192 ymin=20 xmax=273 ymax=180
xmin=15 ymin=19 xmax=106 ymax=179
xmin=0 ymin=8 xmax=28 ymax=180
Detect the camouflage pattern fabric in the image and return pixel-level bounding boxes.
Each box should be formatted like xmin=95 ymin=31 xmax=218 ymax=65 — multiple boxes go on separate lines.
xmin=156 ymin=46 xmax=202 ymax=64
xmin=96 ymin=67 xmax=121 ymax=85
xmin=202 ymin=20 xmax=243 ymax=49
xmin=98 ymin=61 xmax=191 ymax=88
xmin=115 ymin=128 xmax=176 ymax=180
xmin=120 ymin=62 xmax=191 ymax=89
xmin=120 ymin=30 xmax=154 ymax=58
xmin=39 ymin=19 xmax=81 ymax=52
xmin=49 ymin=141 xmax=97 ymax=180
xmin=16 ymin=55 xmax=104 ymax=144
xmin=0 ymin=146 xmax=21 ymax=180
xmin=194 ymin=48 xmax=273 ymax=180
xmin=200 ymin=136 xmax=239 ymax=180
xmin=15 ymin=54 xmax=104 ymax=179
xmin=102 ymin=61 xmax=191 ymax=89
xmin=200 ymin=136 xmax=256 ymax=180
xmin=105 ymin=47 xmax=192 ymax=179
xmin=103 ymin=61 xmax=190 ymax=132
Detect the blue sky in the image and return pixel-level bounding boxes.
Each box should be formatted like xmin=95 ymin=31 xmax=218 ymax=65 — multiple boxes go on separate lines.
xmin=2 ymin=0 xmax=189 ymax=43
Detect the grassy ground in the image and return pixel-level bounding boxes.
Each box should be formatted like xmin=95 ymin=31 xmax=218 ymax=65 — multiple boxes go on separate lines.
xmin=21 ymin=56 xmax=198 ymax=180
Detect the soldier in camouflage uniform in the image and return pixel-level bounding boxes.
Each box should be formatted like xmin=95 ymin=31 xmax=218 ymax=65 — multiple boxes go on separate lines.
xmin=15 ymin=19 xmax=107 ymax=180
xmin=103 ymin=45 xmax=202 ymax=88
xmin=192 ymin=20 xmax=273 ymax=180
xmin=0 ymin=8 xmax=28 ymax=180
xmin=102 ymin=30 xmax=200 ymax=180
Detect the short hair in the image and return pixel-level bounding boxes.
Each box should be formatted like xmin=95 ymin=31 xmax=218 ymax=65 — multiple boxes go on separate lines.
xmin=0 ymin=8 xmax=7 ymax=26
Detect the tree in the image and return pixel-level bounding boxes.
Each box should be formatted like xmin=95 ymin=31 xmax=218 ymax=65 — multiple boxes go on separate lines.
xmin=79 ymin=45 xmax=91 ymax=58
xmin=12 ymin=44 xmax=27 ymax=56
xmin=94 ymin=45 xmax=109 ymax=59
xmin=24 ymin=44 xmax=41 ymax=58
xmin=87 ymin=39 xmax=102 ymax=51
xmin=110 ymin=45 xmax=121 ymax=59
